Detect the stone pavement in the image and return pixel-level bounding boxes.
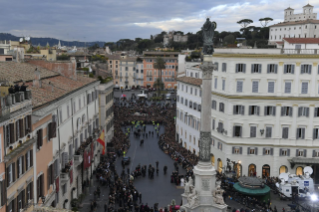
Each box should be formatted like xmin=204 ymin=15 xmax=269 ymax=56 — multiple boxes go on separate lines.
xmin=79 ymin=124 xmax=186 ymax=212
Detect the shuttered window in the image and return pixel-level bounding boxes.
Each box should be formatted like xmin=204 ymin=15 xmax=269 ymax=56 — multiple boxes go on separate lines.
xmin=266 ymin=127 xmax=272 ymax=138
xmin=298 ymin=107 xmax=309 ymax=117
xmin=296 ymin=128 xmax=306 ymax=139
xmin=248 ymin=106 xmax=260 ymax=115
xmin=252 ymin=81 xmax=259 ymax=93
xmin=282 ymin=127 xmax=289 ymax=139
xmin=236 ymin=81 xmax=243 ymax=93
xmin=233 ymin=126 xmax=242 ymax=137
xmin=284 ymin=82 xmax=292 ymax=93
xmin=267 ymin=64 xmax=278 ymax=73
xmin=301 ymin=64 xmax=312 ymax=74
xmin=250 ymin=126 xmax=257 ymax=138
xmin=264 ymin=106 xmax=276 ymax=116
xmin=222 ymin=63 xmax=227 ymax=72
xmin=284 ymin=64 xmax=295 ymax=74
xmin=37 ymin=129 xmax=43 ymax=149
xmin=219 ymin=103 xmax=224 ymax=112
xmin=251 ymin=64 xmax=262 ymax=73
xmin=212 ymin=100 xmax=217 ymax=110
xmin=222 ymin=79 xmax=225 ymax=91
xmin=235 ymin=64 xmax=246 ymax=73
xmin=268 ymin=82 xmax=275 ymax=93
xmin=301 ymin=82 xmax=308 ymax=94
xmin=214 ymin=78 xmax=217 ymax=89
xmin=281 ymin=106 xmax=293 ymax=117
xmin=233 ymin=105 xmax=245 ymax=115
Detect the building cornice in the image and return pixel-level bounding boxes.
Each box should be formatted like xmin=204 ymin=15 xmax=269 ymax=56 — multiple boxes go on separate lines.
xmin=213 ymin=53 xmax=319 ymax=59
xmin=212 ymin=91 xmax=319 ymax=101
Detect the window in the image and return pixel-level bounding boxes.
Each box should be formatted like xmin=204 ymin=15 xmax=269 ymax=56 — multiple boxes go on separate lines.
xmin=233 ymin=105 xmax=245 ymax=115
xmin=181 ymin=97 xmax=184 ymax=104
xmin=26 ymin=182 xmax=33 ymax=202
xmin=281 ymin=106 xmax=293 ymax=117
xmin=284 ymin=82 xmax=292 ymax=93
xmin=217 ymin=122 xmax=224 ymax=133
xmin=251 ymin=64 xmax=261 ymax=73
xmin=248 ymin=106 xmax=260 ymax=115
xmin=314 ymin=128 xmax=319 ymax=140
xmin=186 ymin=86 xmax=188 ymax=93
xmin=280 ymin=149 xmax=289 ymax=156
xmin=282 ymin=127 xmax=289 ymax=139
xmin=252 ymin=81 xmax=259 ymax=93
xmin=315 ymin=107 xmax=319 ymax=117
xmin=236 ymin=81 xmax=243 ymax=93
xmin=214 ymin=78 xmax=217 ymax=89
xmin=212 ymin=100 xmax=217 ymax=110
xmin=6 ymin=163 xmax=14 ymax=185
xmin=264 ymin=106 xmax=276 ymax=116
xmin=248 ymin=148 xmax=256 ymax=155
xmin=62 ymin=184 xmax=67 ymax=195
xmin=222 ymin=63 xmax=227 ymax=72
xmin=298 ymin=107 xmax=309 ymax=117
xmin=198 ymin=104 xmax=201 ymax=112
xmin=185 ymin=99 xmax=188 ymax=106
xmin=235 ymin=64 xmax=246 ymax=73
xmin=232 ymin=147 xmax=242 ymax=154
xmin=233 ymin=126 xmax=242 ymax=137
xmin=296 ymin=128 xmax=305 ymax=139
xmin=17 ymin=156 xmax=24 ymax=178
xmin=250 ymin=126 xmax=257 ymax=137
xmin=284 ymin=64 xmax=295 ymax=74
xmin=222 ymin=79 xmax=225 ymax=91
xmin=193 ymin=103 xmax=197 ymax=110
xmin=301 ymin=82 xmax=308 ymax=94
xmin=296 ymin=149 xmax=306 ymax=157
xmin=268 ymin=82 xmax=275 ymax=93
xmin=219 ymin=103 xmax=224 ymax=112
xmin=37 ymin=129 xmax=43 ymax=149
xmin=263 ymin=148 xmax=272 ymax=155
xmin=195 ymin=89 xmax=197 ymax=96
xmin=190 ymin=87 xmax=193 ymax=94
xmin=212 ymin=119 xmax=215 ymax=130
xmin=37 ymin=174 xmax=44 ymax=199
xmin=189 ymin=101 xmax=193 ymax=108
xmin=301 ymin=65 xmax=312 ymax=74
xmin=266 ymin=127 xmax=272 ymax=138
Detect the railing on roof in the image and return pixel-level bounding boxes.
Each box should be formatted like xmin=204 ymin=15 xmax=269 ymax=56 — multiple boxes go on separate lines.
xmin=281 ymin=49 xmax=318 ymax=54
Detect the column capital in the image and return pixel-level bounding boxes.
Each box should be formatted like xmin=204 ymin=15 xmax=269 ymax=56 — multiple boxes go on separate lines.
xmin=296 ymin=62 xmax=301 ymax=67
xmin=313 ymin=63 xmax=318 ymax=66
xmin=200 ymin=62 xmax=214 ymax=80
xmin=278 ymin=62 xmax=284 ymax=66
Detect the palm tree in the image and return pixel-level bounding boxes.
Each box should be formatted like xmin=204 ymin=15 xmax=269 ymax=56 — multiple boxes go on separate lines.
xmin=153 ymin=57 xmax=166 ymax=97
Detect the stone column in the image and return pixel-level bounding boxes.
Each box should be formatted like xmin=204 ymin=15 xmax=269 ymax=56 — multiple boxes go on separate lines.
xmin=181 ymin=55 xmax=227 ymax=212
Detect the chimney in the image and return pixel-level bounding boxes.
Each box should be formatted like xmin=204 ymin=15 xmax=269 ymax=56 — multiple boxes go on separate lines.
xmin=33 ymin=68 xmax=42 ymax=88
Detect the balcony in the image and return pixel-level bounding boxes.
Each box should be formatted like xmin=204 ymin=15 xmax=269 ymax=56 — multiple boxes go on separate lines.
xmin=4 ymin=136 xmax=36 ymax=162
xmin=60 ymin=173 xmax=69 ymax=185
xmin=281 ymin=49 xmax=318 ymax=54
xmin=74 ymin=155 xmax=83 ymax=167
xmin=7 ymin=91 xmax=32 ymax=113
xmin=125 ymin=80 xmax=129 ymax=84
xmin=0 ymin=104 xmax=10 ymax=122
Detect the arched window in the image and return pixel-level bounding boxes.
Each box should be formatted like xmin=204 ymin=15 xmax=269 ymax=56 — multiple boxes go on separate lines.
xmin=234 ymin=164 xmax=242 ymax=177
xmin=279 ymin=165 xmax=288 ymax=174
xmin=296 ymin=166 xmax=303 ymax=175
xmin=262 ymin=164 xmax=270 ymax=178
xmin=217 ymin=159 xmax=223 ymax=173
xmin=211 ymin=155 xmax=215 ymax=166
xmin=248 ymin=164 xmax=256 ymax=176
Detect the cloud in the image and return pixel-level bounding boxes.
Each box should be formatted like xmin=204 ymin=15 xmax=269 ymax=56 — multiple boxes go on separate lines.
xmin=1 ymin=0 xmax=318 ymax=42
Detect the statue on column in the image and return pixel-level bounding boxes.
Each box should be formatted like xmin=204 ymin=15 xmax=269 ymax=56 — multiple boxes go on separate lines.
xmin=202 ymin=18 xmax=217 ymax=55
xmin=212 ymin=186 xmax=226 ymax=205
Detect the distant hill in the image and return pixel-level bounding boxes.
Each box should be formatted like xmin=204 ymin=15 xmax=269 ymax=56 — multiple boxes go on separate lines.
xmin=0 ymin=33 xmax=105 ymax=48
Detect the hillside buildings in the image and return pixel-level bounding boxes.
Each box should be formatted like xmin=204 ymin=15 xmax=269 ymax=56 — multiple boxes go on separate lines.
xmin=142 ymin=51 xmax=178 ymax=89
xmin=177 ymin=47 xmax=319 ymax=183
xmin=269 ymin=4 xmax=319 ymax=45
xmin=163 ymin=31 xmax=188 ymax=46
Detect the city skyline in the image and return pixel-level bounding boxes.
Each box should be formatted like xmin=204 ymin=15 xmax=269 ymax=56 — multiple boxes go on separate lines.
xmin=1 ymin=0 xmax=316 ymax=42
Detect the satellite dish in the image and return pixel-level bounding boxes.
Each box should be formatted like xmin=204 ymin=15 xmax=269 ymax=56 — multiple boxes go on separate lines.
xmin=279 ymin=173 xmax=289 ymax=182
xmin=25 ymin=37 xmax=30 ymax=41
xmin=19 ymin=38 xmax=23 ymax=42
xmin=289 ymin=174 xmax=296 ymax=178
xmin=304 ymin=166 xmax=313 ymax=175
xmin=276 ymin=182 xmax=280 ymax=188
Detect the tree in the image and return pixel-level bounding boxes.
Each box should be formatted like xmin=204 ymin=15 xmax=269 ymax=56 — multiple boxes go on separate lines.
xmin=247 ymin=26 xmax=256 ymax=31
xmin=259 ymin=17 xmax=273 ymax=27
xmin=153 ymin=57 xmax=166 ymax=96
xmin=224 ymin=34 xmax=235 ymax=44
xmin=89 ymin=43 xmax=100 ymax=50
xmin=237 ymin=19 xmax=253 ymax=28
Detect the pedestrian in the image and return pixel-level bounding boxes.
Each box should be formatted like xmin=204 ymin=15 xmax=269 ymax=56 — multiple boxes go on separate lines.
xmin=105 ymin=203 xmax=108 ymax=212
xmin=139 ymin=192 xmax=142 ymax=203
xmin=91 ymin=202 xmax=94 ymax=212
xmin=156 ymin=161 xmax=159 ymax=168
xmin=163 ymin=166 xmax=167 ymax=175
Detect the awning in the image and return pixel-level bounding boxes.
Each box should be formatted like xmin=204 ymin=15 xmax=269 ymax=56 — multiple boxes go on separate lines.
xmin=288 ymin=157 xmax=319 ymax=168
xmin=233 ymin=182 xmax=270 ymax=196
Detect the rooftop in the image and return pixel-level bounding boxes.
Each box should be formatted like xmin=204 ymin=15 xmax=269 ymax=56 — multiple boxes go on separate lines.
xmin=0 ymin=62 xmax=59 ymax=83
xmin=270 ymin=19 xmax=319 ymax=27
xmin=26 ymin=75 xmax=96 ymax=108
xmin=283 ymin=38 xmax=319 ymax=44
xmin=303 ymin=3 xmax=314 ymax=7
xmin=177 ymin=76 xmax=202 ymax=86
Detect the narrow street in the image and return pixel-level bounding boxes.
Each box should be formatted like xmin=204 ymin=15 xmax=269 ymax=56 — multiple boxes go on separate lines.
xmin=80 ymin=124 xmax=186 ymax=212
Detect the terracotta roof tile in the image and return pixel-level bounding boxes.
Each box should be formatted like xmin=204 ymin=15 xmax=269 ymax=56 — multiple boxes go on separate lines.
xmin=177 ymin=76 xmax=202 ymax=86
xmin=283 ymin=38 xmax=319 ymax=44
xmin=25 ymin=75 xmax=96 ymax=107
xmin=0 ymin=62 xmax=58 ymax=83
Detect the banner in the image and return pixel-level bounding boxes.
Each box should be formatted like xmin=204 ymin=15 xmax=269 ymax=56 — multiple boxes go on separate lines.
xmin=97 ymin=130 xmax=105 ymax=155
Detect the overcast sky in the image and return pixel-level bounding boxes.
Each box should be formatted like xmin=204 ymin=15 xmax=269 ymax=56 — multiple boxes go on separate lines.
xmin=2 ymin=0 xmax=317 ymax=42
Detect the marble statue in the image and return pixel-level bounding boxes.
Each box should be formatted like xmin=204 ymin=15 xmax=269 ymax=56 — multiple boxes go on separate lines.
xmin=212 ymin=186 xmax=225 ymax=205
xmin=181 ymin=178 xmax=185 ymax=187
xmin=187 ymin=188 xmax=199 ymax=207
xmin=184 ymin=177 xmax=193 ymax=194
xmin=202 ymin=18 xmax=217 ymax=55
